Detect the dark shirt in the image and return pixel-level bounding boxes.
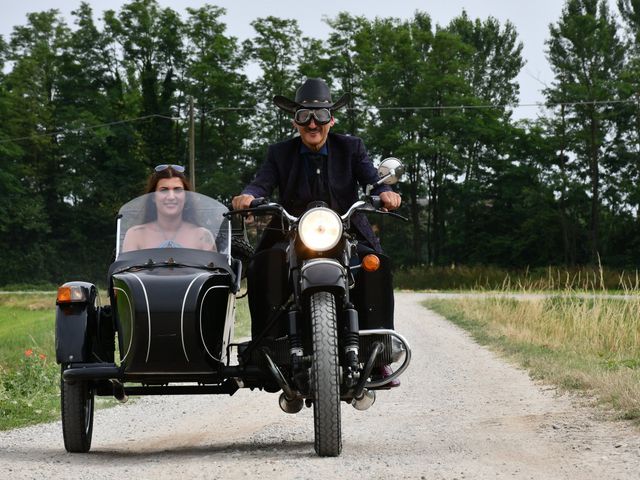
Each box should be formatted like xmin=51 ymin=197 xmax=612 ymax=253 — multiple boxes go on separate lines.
xmin=300 ymin=143 xmax=330 ymax=206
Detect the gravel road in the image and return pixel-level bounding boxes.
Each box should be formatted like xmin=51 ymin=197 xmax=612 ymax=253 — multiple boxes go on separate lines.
xmin=1 ymin=292 xmax=639 ymax=479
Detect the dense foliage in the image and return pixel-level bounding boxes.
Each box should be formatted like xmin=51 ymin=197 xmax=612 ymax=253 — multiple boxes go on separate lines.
xmin=2 ymin=0 xmax=640 ymax=285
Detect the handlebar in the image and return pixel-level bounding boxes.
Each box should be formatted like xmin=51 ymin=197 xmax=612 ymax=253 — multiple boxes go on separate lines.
xmin=225 ymin=197 xmax=407 ymax=223
xmin=224 ymin=199 xmax=298 ymax=223
xmin=249 ymin=197 xmax=269 ymax=208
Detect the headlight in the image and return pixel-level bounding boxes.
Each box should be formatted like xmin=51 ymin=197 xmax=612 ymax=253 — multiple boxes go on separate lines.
xmin=298 ymin=208 xmax=343 ymax=252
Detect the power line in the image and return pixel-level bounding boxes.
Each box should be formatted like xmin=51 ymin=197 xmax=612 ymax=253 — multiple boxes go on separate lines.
xmin=372 ymin=99 xmax=637 ymax=111
xmin=0 ymin=113 xmax=174 ymax=144
xmin=1 ymin=98 xmax=639 ymax=144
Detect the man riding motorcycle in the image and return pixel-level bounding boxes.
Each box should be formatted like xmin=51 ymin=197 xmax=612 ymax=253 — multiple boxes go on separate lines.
xmin=231 ymin=77 xmax=402 ymax=385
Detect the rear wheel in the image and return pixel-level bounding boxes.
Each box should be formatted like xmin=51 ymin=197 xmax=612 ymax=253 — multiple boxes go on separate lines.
xmin=60 ymin=369 xmax=94 ymax=453
xmin=310 ymin=291 xmax=342 ymax=457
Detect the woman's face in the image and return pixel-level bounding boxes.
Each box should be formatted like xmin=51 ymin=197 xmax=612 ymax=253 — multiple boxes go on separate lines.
xmin=154 ymin=177 xmax=186 ymax=218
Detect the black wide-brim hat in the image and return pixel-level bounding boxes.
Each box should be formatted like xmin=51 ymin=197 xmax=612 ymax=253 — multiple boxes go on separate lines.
xmin=273 ymin=78 xmax=350 ymax=113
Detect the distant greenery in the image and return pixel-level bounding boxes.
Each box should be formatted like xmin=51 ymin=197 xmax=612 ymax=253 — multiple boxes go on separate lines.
xmin=3 ymin=0 xmax=640 ymax=284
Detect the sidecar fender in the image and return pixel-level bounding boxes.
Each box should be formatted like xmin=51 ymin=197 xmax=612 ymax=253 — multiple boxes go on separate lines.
xmin=55 ymin=281 xmax=97 ymax=364
xmin=300 ymin=259 xmax=347 ymax=296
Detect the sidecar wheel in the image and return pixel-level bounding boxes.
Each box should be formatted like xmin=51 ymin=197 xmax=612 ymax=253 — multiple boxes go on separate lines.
xmin=310 ymin=291 xmax=342 ymax=457
xmin=60 ymin=369 xmax=94 ymax=453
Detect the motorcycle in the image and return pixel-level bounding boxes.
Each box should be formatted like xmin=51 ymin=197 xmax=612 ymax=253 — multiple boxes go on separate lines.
xmin=227 ymin=157 xmax=411 ymax=456
xmin=54 ymin=158 xmax=411 ymax=457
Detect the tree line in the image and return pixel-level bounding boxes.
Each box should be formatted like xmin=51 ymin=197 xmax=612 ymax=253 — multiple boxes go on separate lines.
xmin=1 ymin=0 xmax=639 ymax=285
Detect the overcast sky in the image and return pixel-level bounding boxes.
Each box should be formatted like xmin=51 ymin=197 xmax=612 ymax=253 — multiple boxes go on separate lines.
xmin=0 ymin=1 xmax=618 ymax=119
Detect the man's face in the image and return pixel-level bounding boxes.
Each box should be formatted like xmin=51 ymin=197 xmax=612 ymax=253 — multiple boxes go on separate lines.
xmin=294 ymin=109 xmax=334 ymax=151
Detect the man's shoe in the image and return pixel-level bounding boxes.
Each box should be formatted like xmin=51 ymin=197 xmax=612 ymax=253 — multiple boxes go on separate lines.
xmin=378 ymin=364 xmax=400 ymax=388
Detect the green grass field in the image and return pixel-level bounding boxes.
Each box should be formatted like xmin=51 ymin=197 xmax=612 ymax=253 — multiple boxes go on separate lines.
xmin=0 ymin=295 xmax=57 ymax=360
xmin=0 ymin=293 xmax=60 ymax=429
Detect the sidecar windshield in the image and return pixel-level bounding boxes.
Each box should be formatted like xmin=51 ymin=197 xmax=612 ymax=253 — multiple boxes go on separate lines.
xmin=116 ymin=191 xmax=230 ymax=259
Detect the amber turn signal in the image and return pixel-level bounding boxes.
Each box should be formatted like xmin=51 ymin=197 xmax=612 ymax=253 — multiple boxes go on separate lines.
xmin=57 ymin=285 xmax=87 ymax=304
xmin=361 ymin=254 xmax=381 ymax=272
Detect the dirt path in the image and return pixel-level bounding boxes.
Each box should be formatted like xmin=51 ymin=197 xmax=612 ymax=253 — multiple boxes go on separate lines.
xmin=1 ymin=292 xmax=639 ymax=479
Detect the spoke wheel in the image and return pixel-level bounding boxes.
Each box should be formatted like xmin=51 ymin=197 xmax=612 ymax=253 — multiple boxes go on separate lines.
xmin=60 ymin=369 xmax=95 ymax=453
xmin=310 ymin=291 xmax=342 ymax=457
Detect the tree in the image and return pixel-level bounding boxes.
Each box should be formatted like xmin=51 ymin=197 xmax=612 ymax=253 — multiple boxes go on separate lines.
xmin=243 ymin=17 xmax=303 ymax=146
xmin=183 ymin=5 xmax=253 ymax=201
xmin=321 ymin=13 xmax=370 ymax=136
xmin=351 ymin=14 xmax=436 ymax=264
xmin=545 ymin=0 xmax=625 ymax=263
xmin=103 ymin=0 xmax=185 ymax=169
xmin=443 ymin=12 xmax=525 ymax=265
xmin=3 ymin=10 xmax=72 ymax=282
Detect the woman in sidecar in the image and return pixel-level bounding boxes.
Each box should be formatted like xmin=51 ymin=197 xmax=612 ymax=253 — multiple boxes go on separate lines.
xmin=55 ymin=165 xmax=244 ymax=453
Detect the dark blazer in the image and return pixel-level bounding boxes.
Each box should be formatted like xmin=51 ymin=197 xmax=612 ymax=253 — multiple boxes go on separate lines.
xmin=242 ymin=133 xmax=391 ymax=251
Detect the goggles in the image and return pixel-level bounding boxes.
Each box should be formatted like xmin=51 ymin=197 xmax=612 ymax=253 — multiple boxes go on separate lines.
xmin=154 ymin=164 xmax=185 ymax=173
xmin=294 ymin=108 xmax=332 ymax=126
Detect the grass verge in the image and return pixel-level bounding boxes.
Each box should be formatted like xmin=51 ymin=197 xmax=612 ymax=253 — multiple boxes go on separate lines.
xmin=425 ymin=295 xmax=640 ymax=421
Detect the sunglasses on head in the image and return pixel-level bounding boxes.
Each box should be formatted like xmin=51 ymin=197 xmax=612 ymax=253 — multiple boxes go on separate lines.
xmin=294 ymin=108 xmax=332 ymax=126
xmin=154 ymin=164 xmax=185 ymax=173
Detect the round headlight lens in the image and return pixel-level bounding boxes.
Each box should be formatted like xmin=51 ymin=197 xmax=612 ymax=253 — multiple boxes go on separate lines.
xmin=298 ymin=208 xmax=343 ymax=252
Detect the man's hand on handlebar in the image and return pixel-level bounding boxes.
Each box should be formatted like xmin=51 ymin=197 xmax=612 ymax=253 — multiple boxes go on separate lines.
xmin=379 ymin=191 xmax=401 ymax=211
xmin=231 ymin=194 xmax=255 ymax=211
xmin=231 ymin=194 xmax=256 ymax=223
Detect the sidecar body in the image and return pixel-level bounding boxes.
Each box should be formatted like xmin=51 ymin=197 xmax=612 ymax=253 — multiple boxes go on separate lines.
xmin=55 ymin=192 xmax=255 ymax=451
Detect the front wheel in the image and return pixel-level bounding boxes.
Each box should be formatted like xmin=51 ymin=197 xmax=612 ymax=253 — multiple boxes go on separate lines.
xmin=310 ymin=291 xmax=342 ymax=456
xmin=60 ymin=369 xmax=95 ymax=453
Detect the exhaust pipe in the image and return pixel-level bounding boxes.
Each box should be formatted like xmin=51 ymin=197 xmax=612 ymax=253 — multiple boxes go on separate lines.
xmin=279 ymin=392 xmax=304 ymax=414
xmin=110 ymin=379 xmax=128 ymax=403
xmin=260 ymin=348 xmax=303 ymax=414
xmin=352 ymin=389 xmax=376 ymax=411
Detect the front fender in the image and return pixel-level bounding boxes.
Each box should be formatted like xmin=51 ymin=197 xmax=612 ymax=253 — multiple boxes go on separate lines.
xmin=299 ymin=259 xmax=347 ymax=296
xmin=55 ymin=282 xmax=97 ymax=364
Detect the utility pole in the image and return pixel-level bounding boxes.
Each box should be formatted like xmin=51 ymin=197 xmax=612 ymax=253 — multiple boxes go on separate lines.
xmin=189 ymin=96 xmax=196 ymax=190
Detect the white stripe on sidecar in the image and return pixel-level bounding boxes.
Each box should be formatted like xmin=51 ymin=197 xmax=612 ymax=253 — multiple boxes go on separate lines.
xmin=200 ymin=285 xmax=230 ymax=362
xmin=113 ymin=287 xmax=134 ymax=363
xmin=128 ymin=273 xmax=152 ymax=363
xmin=180 ymin=272 xmax=210 ymax=362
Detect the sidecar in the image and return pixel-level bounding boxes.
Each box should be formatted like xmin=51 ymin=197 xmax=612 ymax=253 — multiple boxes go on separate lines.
xmin=55 ymin=192 xmax=248 ymax=453
xmin=55 ymin=189 xmax=412 ymax=457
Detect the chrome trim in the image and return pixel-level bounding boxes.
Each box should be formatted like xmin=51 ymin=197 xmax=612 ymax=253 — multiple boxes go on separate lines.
xmin=113 ymin=287 xmax=134 ymax=362
xmin=180 ymin=272 xmax=210 ymax=362
xmin=227 ymin=218 xmax=232 ymax=265
xmin=271 ymin=203 xmax=298 ymax=223
xmin=359 ymin=328 xmax=412 ymax=388
xmin=128 ymin=273 xmax=152 ymax=363
xmin=115 ymin=217 xmax=122 ymax=259
xmin=341 ymin=200 xmax=366 ymax=221
xmin=221 ymin=292 xmax=235 ymax=365
xmin=300 ymin=258 xmax=345 ymax=274
xmin=199 ymin=285 xmax=229 ymax=362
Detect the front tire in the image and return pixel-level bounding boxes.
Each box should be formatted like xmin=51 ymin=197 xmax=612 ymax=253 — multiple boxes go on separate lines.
xmin=61 ymin=370 xmax=95 ymax=453
xmin=310 ymin=291 xmax=342 ymax=457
